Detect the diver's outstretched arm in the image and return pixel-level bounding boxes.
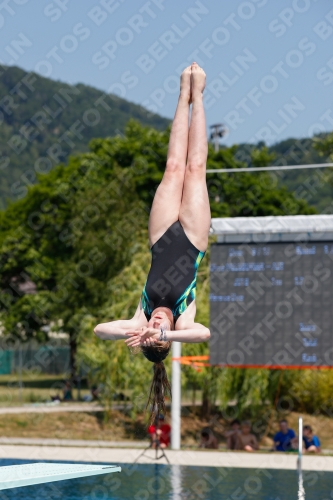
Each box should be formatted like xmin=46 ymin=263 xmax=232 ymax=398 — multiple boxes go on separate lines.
xmin=166 ymin=324 xmax=210 ymax=342
xmin=94 ymin=320 xmax=136 ymax=340
xmin=94 ymin=301 xmax=147 ymax=340
xmin=124 ymin=322 xmax=210 ymax=346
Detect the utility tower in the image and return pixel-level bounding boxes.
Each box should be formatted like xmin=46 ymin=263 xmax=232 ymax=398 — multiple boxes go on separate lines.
xmin=209 ymin=123 xmax=227 ymax=152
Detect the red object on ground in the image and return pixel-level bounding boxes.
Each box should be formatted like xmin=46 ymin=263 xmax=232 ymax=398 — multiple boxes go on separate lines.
xmin=148 ymin=424 xmax=171 ymax=447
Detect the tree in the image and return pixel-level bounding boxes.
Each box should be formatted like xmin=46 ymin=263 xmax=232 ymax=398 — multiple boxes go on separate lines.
xmin=206 ymin=144 xmax=316 ymax=218
xmin=0 ymin=121 xmax=155 ymax=376
xmin=0 ymin=122 xmax=317 ymax=418
xmin=0 ymin=65 xmax=170 ymax=210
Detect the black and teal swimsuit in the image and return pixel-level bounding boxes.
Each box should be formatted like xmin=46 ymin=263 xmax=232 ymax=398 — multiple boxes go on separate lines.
xmin=141 ymin=220 xmax=205 ymax=324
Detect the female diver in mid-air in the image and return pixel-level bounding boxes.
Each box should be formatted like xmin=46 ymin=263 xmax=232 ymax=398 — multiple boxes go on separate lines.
xmin=94 ymin=62 xmax=211 ymax=420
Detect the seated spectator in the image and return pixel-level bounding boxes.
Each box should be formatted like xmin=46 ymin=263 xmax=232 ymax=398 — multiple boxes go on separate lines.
xmin=199 ymin=427 xmax=218 ymax=449
xmin=62 ymin=380 xmax=73 ymax=401
xmin=273 ymin=419 xmax=297 ymax=452
xmin=224 ymin=419 xmax=241 ymax=450
xmin=148 ymin=414 xmax=171 ymax=449
xmin=51 ymin=393 xmax=61 ymax=402
xmin=83 ymin=384 xmax=101 ymax=402
xmin=91 ymin=384 xmax=101 ymax=400
xmin=303 ymin=425 xmax=321 ymax=453
xmin=235 ymin=421 xmax=258 ymax=452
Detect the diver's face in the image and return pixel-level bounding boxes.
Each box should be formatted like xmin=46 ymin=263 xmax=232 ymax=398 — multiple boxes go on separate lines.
xmin=148 ymin=310 xmax=172 ymax=330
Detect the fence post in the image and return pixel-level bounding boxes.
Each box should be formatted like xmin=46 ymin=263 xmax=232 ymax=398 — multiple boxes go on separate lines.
xmin=298 ymin=416 xmax=303 ymax=471
xmin=18 ymin=345 xmax=23 ymax=404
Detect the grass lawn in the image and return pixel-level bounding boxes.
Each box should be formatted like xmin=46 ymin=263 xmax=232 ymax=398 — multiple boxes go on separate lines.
xmin=0 ymin=408 xmax=332 ymax=451
xmin=0 ymin=375 xmax=332 ymax=450
xmin=0 ymin=374 xmax=90 ymax=406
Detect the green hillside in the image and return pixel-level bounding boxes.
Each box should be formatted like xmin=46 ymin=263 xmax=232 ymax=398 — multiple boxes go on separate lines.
xmin=235 ymin=135 xmax=333 ymax=213
xmin=0 ymin=65 xmax=170 ymax=210
xmin=1 ymin=65 xmax=332 ymax=212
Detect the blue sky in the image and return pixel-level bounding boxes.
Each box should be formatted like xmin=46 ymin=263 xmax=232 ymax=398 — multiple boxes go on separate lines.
xmin=1 ymin=0 xmax=333 ymax=146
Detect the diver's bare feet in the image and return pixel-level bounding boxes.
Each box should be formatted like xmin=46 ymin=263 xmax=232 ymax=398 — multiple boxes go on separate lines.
xmin=191 ymin=62 xmax=206 ymax=99
xmin=180 ymin=65 xmax=192 ymax=103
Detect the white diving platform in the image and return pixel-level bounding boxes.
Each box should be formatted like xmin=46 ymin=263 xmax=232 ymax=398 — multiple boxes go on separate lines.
xmin=0 ymin=462 xmax=121 ymax=490
xmin=211 ymin=214 xmax=333 ymax=243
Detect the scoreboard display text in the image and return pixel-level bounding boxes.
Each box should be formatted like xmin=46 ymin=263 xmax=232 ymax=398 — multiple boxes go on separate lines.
xmin=209 ymin=242 xmax=333 ymax=368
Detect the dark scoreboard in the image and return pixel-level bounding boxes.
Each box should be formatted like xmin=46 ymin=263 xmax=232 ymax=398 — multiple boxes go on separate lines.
xmin=209 ymin=242 xmax=333 ymax=368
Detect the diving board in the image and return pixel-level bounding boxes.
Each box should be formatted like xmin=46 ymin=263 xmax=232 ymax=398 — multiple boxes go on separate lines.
xmin=0 ymin=462 xmax=121 ymax=490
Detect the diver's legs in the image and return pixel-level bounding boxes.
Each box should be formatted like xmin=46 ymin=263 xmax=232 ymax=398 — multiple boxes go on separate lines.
xmin=179 ymin=63 xmax=211 ymax=252
xmin=148 ymin=66 xmax=191 ymax=247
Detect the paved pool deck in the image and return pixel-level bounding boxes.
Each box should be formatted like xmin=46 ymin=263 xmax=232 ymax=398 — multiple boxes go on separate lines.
xmin=0 ymin=404 xmax=105 ymax=414
xmin=0 ymin=444 xmax=332 ymax=471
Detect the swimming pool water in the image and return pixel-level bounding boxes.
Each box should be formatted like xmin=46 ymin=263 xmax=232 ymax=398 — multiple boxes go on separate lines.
xmin=1 ymin=459 xmax=332 ymax=499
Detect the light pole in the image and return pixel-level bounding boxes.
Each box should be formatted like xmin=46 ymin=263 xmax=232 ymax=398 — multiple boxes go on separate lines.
xmin=209 ymin=124 xmax=227 ymax=153
xmin=171 ymin=341 xmax=181 ymax=450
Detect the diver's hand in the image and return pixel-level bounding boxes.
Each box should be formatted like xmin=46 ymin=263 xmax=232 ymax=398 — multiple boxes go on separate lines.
xmin=124 ymin=327 xmax=160 ymax=347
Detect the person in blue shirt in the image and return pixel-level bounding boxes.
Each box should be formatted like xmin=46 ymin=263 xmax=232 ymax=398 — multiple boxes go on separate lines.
xmin=273 ymin=419 xmax=297 ymax=451
xmin=303 ymin=425 xmax=321 ymax=453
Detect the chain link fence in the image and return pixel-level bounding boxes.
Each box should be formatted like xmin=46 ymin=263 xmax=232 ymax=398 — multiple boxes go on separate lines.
xmin=0 ymin=340 xmax=70 ymax=375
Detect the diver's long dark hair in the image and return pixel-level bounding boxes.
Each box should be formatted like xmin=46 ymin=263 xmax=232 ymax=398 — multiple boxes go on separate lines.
xmin=141 ymin=341 xmax=172 ymax=423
